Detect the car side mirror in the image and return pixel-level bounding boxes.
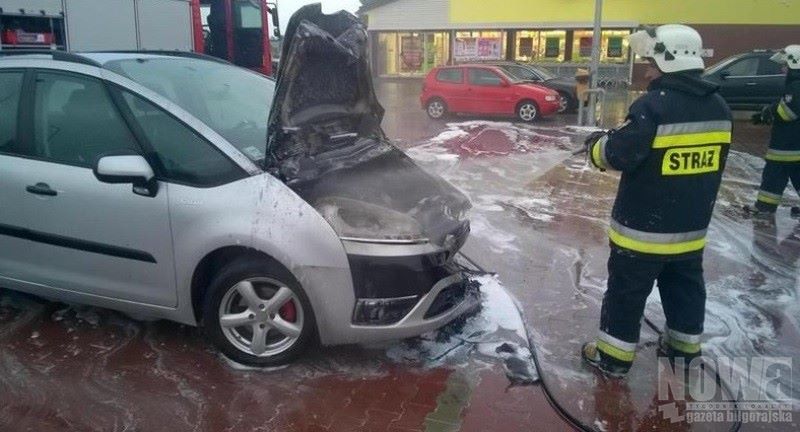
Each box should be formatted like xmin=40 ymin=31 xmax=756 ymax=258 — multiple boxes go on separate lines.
xmin=720 ymin=71 xmax=731 ymax=79
xmin=500 ymin=80 xmax=510 ymax=88
xmin=94 ymin=154 xmax=158 ymax=197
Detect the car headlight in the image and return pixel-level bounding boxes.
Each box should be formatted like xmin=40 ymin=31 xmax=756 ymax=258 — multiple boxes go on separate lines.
xmin=545 ymin=95 xmax=558 ymax=102
xmin=315 ymin=197 xmax=428 ymax=243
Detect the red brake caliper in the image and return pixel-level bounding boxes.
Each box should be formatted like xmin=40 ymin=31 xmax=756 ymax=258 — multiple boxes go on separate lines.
xmin=279 ymin=300 xmax=297 ymax=323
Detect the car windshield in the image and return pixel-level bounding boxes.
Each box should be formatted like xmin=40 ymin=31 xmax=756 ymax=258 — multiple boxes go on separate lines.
xmin=500 ymin=64 xmax=557 ymax=82
xmin=105 ymin=57 xmax=275 ymax=163
xmin=528 ymin=65 xmax=556 ymax=80
xmin=492 ymin=67 xmax=523 ymax=83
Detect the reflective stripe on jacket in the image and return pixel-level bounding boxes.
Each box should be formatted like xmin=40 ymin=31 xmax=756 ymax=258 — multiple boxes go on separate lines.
xmin=589 ymin=72 xmax=732 ymax=259
xmin=768 ymin=76 xmax=800 ymax=159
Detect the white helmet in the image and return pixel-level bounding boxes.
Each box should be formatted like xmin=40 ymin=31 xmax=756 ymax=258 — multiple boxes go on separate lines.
xmin=628 ymin=24 xmax=704 ymax=73
xmin=770 ymin=45 xmax=800 ymax=70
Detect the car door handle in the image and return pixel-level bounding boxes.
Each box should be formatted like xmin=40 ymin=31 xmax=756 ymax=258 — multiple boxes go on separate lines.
xmin=746 ymin=82 xmax=757 ymax=86
xmin=26 ymin=182 xmax=58 ymax=197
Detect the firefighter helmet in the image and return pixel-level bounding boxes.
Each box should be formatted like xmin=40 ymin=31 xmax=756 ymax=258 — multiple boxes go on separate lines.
xmin=628 ymin=25 xmax=704 ymax=73
xmin=770 ymin=45 xmax=800 ymax=70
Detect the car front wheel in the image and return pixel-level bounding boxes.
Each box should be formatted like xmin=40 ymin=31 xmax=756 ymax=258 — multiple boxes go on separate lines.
xmin=203 ymin=257 xmax=314 ymax=366
xmin=426 ymin=98 xmax=448 ymax=119
xmin=516 ymin=100 xmax=539 ymax=122
xmin=557 ymin=92 xmax=571 ymax=113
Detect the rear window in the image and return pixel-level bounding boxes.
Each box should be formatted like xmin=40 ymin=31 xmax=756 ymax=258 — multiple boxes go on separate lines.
xmin=436 ymin=68 xmax=463 ymax=83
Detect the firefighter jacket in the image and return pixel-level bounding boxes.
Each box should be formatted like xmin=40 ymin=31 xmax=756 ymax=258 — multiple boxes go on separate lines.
xmin=765 ymin=71 xmax=800 ymax=162
xmin=589 ymin=72 xmax=732 ymax=260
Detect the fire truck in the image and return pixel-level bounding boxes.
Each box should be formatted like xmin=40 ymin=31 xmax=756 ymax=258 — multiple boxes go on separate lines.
xmin=0 ymin=0 xmax=279 ymax=75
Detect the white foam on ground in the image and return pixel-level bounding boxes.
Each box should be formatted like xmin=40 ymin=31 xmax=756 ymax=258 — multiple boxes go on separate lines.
xmin=384 ymin=274 xmax=538 ymax=381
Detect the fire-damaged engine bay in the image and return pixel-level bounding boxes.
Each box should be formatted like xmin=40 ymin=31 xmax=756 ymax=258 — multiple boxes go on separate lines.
xmin=265 ymin=4 xmax=474 ymax=325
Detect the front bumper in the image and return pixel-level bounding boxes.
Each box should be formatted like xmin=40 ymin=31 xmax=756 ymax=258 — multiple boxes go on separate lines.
xmin=541 ymin=99 xmax=562 ymax=115
xmin=328 ymin=226 xmax=479 ymax=343
xmin=348 ymin=271 xmax=481 ymax=342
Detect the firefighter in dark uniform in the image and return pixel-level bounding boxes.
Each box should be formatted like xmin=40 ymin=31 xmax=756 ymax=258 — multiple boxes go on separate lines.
xmin=581 ymin=25 xmax=733 ymax=377
xmin=750 ymin=45 xmax=800 ymax=214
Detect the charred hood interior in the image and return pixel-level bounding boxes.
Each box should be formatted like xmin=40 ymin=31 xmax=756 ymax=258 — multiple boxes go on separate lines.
xmin=266 ymin=4 xmax=470 ymax=246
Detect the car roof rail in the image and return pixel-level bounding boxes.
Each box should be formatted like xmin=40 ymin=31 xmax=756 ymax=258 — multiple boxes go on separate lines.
xmin=0 ymin=49 xmax=101 ymax=67
xmin=86 ymin=50 xmax=231 ymax=65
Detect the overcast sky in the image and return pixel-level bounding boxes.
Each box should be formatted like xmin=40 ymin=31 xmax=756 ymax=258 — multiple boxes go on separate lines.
xmin=276 ymin=0 xmax=362 ymax=32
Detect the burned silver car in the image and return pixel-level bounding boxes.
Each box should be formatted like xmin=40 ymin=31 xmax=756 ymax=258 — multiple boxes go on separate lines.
xmin=0 ymin=4 xmax=474 ymax=366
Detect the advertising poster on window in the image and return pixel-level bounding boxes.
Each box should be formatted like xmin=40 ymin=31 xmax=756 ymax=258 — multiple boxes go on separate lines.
xmin=545 ymin=37 xmax=560 ymax=58
xmin=477 ymin=37 xmax=502 ymax=59
xmin=454 ymin=37 xmax=478 ymax=60
xmin=607 ymin=37 xmax=624 ymax=58
xmin=579 ymin=37 xmax=593 ymax=57
xmin=455 ymin=37 xmax=502 ymax=60
xmin=400 ymin=35 xmax=423 ymax=72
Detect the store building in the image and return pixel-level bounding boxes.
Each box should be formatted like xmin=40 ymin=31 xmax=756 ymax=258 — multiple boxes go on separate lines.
xmin=359 ymin=0 xmax=800 ymax=86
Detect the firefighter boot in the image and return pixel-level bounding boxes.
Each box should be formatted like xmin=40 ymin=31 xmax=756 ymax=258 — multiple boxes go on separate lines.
xmin=581 ymin=342 xmax=631 ymax=378
xmin=657 ymin=335 xmax=703 ymax=371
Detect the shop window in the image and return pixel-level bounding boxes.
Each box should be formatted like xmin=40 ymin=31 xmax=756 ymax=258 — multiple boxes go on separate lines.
xmin=376 ymin=32 xmax=449 ymax=77
xmin=455 ymin=31 xmax=506 ymax=62
xmin=514 ymin=30 xmax=566 ymax=63
xmin=377 ymin=32 xmax=398 ymax=75
xmin=539 ymin=31 xmax=567 ymax=62
xmin=572 ymin=30 xmax=630 ymax=63
xmin=515 ymin=31 xmax=540 ymax=62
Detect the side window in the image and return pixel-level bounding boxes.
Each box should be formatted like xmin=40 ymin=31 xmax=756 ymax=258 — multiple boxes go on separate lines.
xmin=436 ymin=68 xmax=463 ymax=83
xmin=32 ymin=72 xmax=140 ymax=166
xmin=119 ymin=90 xmax=244 ymax=186
xmin=759 ymin=57 xmax=784 ymax=76
xmin=0 ymin=72 xmax=23 ymax=155
xmin=724 ymin=58 xmax=759 ymax=77
xmin=468 ymin=68 xmax=504 ymax=87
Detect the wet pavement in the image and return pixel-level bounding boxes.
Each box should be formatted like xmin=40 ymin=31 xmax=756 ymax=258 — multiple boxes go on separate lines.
xmin=1 ymin=78 xmax=796 ymax=432
xmin=407 ymin=119 xmax=798 ymax=431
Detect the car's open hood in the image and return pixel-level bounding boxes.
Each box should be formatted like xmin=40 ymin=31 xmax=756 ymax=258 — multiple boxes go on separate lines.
xmin=264 ymin=4 xmax=470 ymax=247
xmin=266 ymin=4 xmax=384 ymax=165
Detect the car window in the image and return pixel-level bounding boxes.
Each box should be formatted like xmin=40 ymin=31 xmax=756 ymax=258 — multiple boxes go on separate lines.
xmin=468 ymin=68 xmax=504 ymax=87
xmin=724 ymin=57 xmax=759 ymax=77
xmin=32 ymin=72 xmax=139 ymax=166
xmin=105 ymin=57 xmax=274 ymax=163
xmin=119 ymin=90 xmax=244 ymax=186
xmin=759 ymin=57 xmax=784 ymax=75
xmin=506 ymin=65 xmax=538 ymax=81
xmin=0 ymin=72 xmax=23 ymax=155
xmin=436 ymin=68 xmax=463 ymax=83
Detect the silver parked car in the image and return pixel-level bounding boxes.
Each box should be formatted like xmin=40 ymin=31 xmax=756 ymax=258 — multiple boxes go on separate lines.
xmin=0 ymin=6 xmax=474 ymax=366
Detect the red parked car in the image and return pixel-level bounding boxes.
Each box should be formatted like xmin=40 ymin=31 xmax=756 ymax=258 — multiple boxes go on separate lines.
xmin=421 ymin=64 xmax=561 ymax=122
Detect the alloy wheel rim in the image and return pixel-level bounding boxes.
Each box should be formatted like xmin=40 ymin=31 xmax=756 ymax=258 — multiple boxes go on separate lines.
xmin=519 ymin=103 xmax=537 ymax=121
xmin=429 ymin=101 xmax=444 ymax=118
xmin=218 ymin=277 xmax=304 ymax=358
xmin=558 ymin=96 xmax=568 ymax=113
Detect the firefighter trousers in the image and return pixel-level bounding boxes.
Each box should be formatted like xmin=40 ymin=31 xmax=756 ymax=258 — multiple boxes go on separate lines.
xmin=755 ymin=161 xmax=800 ymax=212
xmin=597 ymin=249 xmax=705 ymax=363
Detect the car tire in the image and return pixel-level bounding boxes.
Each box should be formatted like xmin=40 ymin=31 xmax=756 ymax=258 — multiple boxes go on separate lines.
xmin=516 ymin=100 xmax=539 ymax=122
xmin=557 ymin=92 xmax=573 ymax=114
xmin=203 ymin=256 xmax=315 ymax=366
xmin=426 ymin=98 xmax=448 ymax=120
